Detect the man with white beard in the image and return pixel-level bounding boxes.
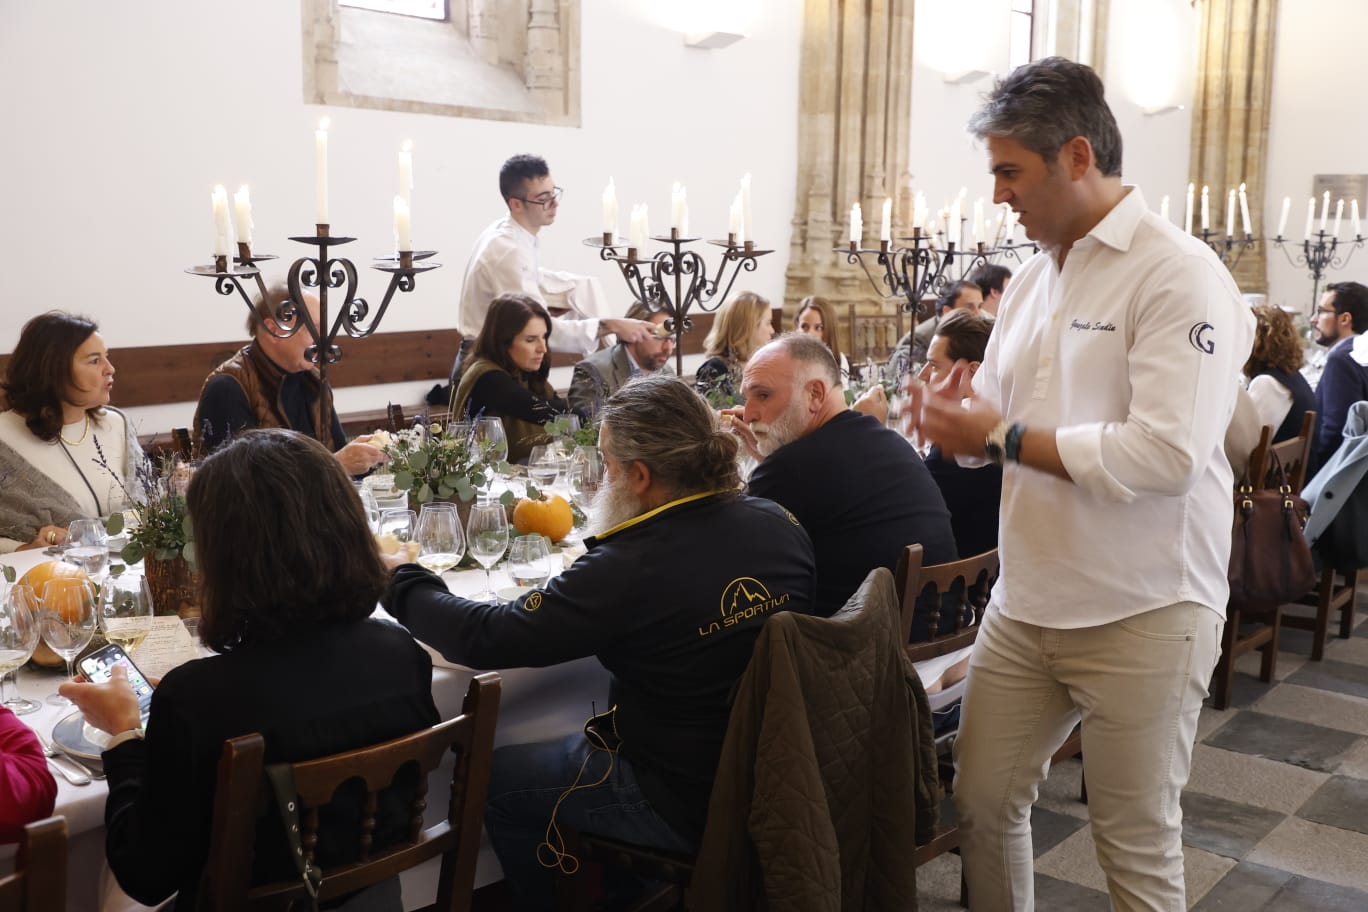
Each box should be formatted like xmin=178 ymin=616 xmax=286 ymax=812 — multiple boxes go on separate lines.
xmin=728 ymin=333 xmax=956 ymax=618
xmin=383 ymin=375 xmax=815 ymax=911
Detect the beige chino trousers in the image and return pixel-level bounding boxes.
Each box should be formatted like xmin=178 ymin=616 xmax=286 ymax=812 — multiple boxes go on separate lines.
xmin=953 ymin=601 xmax=1221 ymax=911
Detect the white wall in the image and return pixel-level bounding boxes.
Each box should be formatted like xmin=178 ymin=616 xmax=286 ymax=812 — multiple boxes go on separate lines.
xmin=0 ymin=0 xmax=802 ymax=431
xmin=906 ymin=0 xmax=1197 ymax=238
xmin=1265 ymin=0 xmax=1368 ymax=316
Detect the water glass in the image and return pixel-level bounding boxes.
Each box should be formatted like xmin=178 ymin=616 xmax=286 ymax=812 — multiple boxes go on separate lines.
xmin=0 ymin=584 xmax=41 ymax=716
xmin=357 ymin=485 xmax=382 ymax=533
xmin=100 ymin=574 xmax=154 ymax=657
xmin=415 ymin=503 xmax=465 ymax=576
xmin=466 ymin=503 xmax=510 ymax=598
xmin=508 ymin=535 xmax=553 ymax=589
xmin=527 ymin=445 xmax=561 ymax=489
xmin=40 ymin=577 xmax=98 ymax=707
xmin=567 ymin=446 xmax=604 ymax=502
xmin=67 ymin=518 xmax=109 ymax=579
xmin=475 ymin=418 xmax=509 ymax=465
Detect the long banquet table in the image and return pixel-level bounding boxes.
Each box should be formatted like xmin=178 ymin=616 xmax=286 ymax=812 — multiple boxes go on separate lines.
xmin=0 ymin=547 xmax=610 ymax=911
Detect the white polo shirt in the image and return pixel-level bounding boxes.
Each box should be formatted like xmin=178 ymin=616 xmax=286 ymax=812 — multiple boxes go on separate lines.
xmin=976 ymin=187 xmax=1253 ymax=627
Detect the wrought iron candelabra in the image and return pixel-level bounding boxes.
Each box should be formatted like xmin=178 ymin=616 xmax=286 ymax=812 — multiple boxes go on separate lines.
xmin=1195 ymin=229 xmax=1259 ymax=270
xmin=186 ymin=225 xmax=440 ymax=440
xmin=1270 ymin=230 xmax=1365 ymax=314
xmin=584 ymin=230 xmax=771 ymax=376
xmin=838 ymin=227 xmax=1036 ymax=317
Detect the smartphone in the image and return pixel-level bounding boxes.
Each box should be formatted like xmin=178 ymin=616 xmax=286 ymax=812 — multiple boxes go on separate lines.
xmin=78 ymin=644 xmax=154 ymax=726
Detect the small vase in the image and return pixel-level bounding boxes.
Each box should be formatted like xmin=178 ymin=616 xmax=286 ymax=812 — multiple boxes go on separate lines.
xmin=144 ymin=554 xmax=199 ymax=619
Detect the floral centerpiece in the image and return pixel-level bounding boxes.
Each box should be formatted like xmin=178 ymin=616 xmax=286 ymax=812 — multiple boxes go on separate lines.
xmin=99 ymin=449 xmax=197 ymax=616
xmin=371 ymin=423 xmax=500 ymax=509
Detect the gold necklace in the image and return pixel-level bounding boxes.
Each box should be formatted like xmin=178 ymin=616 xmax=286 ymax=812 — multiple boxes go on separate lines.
xmin=59 ymin=414 xmax=91 ymax=447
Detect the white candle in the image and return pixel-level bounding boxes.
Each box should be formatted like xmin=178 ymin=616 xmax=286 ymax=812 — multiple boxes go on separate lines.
xmin=211 ymin=184 xmax=233 ymax=258
xmin=729 ymin=193 xmax=743 ymax=241
xmin=1160 ymin=196 xmax=1170 ymax=223
xmin=740 ymin=173 xmax=752 ymax=245
xmin=1277 ymin=196 xmax=1290 ymax=238
xmin=629 ymin=204 xmax=649 ymax=250
xmin=912 ymin=191 xmax=927 ymax=232
xmin=670 ymin=182 xmax=689 ymax=235
xmin=949 ymin=197 xmax=962 ymax=247
xmin=1184 ymin=183 xmax=1194 ymax=235
xmin=233 ymin=184 xmax=253 ymax=247
xmin=1320 ymin=190 xmax=1330 ymax=230
xmin=1334 ymin=198 xmax=1345 ymax=237
xmin=849 ymin=202 xmax=862 ymax=245
xmin=880 ymin=198 xmax=892 ymax=242
xmin=315 ymin=117 xmax=330 ymax=225
xmin=972 ymin=198 xmax=984 ymax=246
xmin=1305 ymin=198 xmax=1315 ymax=240
xmin=393 ymin=195 xmax=411 ymax=252
xmin=1225 ymin=188 xmax=1236 ymax=238
xmin=398 ymin=140 xmax=413 ymax=206
xmin=1354 ymin=199 xmax=1362 ymax=238
xmin=1239 ymin=183 xmax=1251 ymax=236
xmin=602 ymin=178 xmax=617 ymax=237
xmin=1200 ymin=185 xmax=1210 ymax=231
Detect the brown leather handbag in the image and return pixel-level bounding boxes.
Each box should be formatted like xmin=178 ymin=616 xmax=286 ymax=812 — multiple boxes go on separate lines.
xmin=1227 ymin=454 xmax=1317 ymax=612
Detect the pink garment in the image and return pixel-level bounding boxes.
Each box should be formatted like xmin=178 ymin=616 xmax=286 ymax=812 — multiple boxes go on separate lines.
xmin=0 ymin=707 xmax=57 ymax=843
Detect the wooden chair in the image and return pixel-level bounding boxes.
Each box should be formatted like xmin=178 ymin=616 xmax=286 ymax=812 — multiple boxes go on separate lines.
xmin=847 ymin=304 xmax=905 ymax=364
xmin=1210 ymin=415 xmax=1316 ymax=709
xmin=387 ymin=403 xmax=408 ymax=432
xmin=198 ymin=673 xmax=501 ymax=912
xmin=0 ymin=816 xmax=67 ymax=912
xmin=172 ymin=427 xmax=193 ymax=459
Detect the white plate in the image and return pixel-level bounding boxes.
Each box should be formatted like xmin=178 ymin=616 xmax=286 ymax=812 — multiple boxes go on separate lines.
xmin=496 ymin=585 xmax=533 ymax=602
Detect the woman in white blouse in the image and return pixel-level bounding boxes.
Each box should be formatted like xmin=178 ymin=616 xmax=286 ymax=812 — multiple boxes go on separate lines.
xmin=1243 ymin=303 xmax=1315 ymax=443
xmin=0 ymin=312 xmax=142 ymax=552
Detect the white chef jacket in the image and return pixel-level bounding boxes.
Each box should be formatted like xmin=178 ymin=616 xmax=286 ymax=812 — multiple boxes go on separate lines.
xmin=976 ymin=187 xmax=1254 ymax=627
xmin=458 ymin=216 xmax=608 ymax=355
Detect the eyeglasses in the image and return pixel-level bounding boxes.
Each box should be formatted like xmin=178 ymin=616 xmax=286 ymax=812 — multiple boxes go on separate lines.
xmin=1316 ymin=307 xmax=1339 ymax=316
xmin=515 ymin=187 xmax=564 ymax=208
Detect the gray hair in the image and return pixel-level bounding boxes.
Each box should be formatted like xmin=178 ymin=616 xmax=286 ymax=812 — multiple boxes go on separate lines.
xmin=600 ymin=376 xmax=740 ymax=496
xmin=765 ymin=332 xmax=841 ymax=388
xmin=967 ymin=56 xmax=1122 ymax=178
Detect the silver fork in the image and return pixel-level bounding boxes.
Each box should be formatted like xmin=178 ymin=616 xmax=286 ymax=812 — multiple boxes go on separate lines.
xmin=34 ymin=729 xmax=101 ymax=784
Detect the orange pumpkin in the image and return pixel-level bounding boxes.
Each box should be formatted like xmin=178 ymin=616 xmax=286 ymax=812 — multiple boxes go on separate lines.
xmin=512 ymin=495 xmax=574 ymax=543
xmin=17 ymin=561 xmax=94 ymax=667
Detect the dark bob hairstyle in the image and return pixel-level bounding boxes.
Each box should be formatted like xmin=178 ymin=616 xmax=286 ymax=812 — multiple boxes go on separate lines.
xmin=188 ymin=429 xmax=388 ymax=652
xmin=470 ymin=293 xmax=554 ymax=385
xmin=2 ymin=311 xmax=102 ymax=442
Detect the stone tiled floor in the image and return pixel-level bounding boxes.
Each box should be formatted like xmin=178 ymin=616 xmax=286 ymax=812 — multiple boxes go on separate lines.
xmin=915 ymin=605 xmax=1368 ymax=911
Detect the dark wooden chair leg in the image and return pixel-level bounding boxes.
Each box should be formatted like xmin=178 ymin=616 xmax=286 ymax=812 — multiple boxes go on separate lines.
xmin=1339 ymin=569 xmax=1358 ymax=639
xmin=1311 ymin=590 xmax=1331 ymax=662
xmin=960 ymin=867 xmax=969 ymax=907
xmin=1260 ymin=606 xmax=1281 ymax=682
xmin=1211 ymin=608 xmax=1240 ymax=710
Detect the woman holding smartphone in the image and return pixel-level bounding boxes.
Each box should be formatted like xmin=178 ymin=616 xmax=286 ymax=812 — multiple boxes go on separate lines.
xmin=61 ymin=429 xmax=439 ymax=910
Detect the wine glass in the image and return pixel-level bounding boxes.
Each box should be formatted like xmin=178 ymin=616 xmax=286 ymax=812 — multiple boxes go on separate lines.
xmin=357 ymin=485 xmax=381 ymax=534
xmin=474 ymin=418 xmax=509 ymax=500
xmin=567 ymin=446 xmax=604 ymax=503
xmin=527 ymin=445 xmax=561 ymax=489
xmin=67 ymin=518 xmax=109 ymax=579
xmin=100 ymin=574 xmax=154 ymax=658
xmin=40 ymin=577 xmax=98 ymax=707
xmin=377 ymin=508 xmax=417 ymax=562
xmin=0 ymin=584 xmax=41 ymax=716
xmin=508 ymin=535 xmax=553 ymax=590
xmin=446 ymin=420 xmax=473 ymax=443
xmin=466 ymin=503 xmax=510 ymax=599
xmin=415 ymin=503 xmax=465 ymax=577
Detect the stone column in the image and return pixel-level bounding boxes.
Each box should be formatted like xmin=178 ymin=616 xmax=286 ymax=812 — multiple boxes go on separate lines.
xmin=467 ymin=0 xmax=500 ymax=67
xmin=783 ymin=0 xmax=915 ymax=363
xmin=524 ymin=0 xmax=566 ymax=114
xmin=1189 ymin=0 xmax=1278 ymax=294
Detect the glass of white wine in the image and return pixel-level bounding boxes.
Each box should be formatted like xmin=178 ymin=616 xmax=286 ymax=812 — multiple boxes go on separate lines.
xmin=475 ymin=418 xmax=509 ymax=501
xmin=467 ymin=502 xmax=510 ymax=598
xmin=100 ymin=574 xmax=154 ymax=657
xmin=526 ymin=445 xmax=561 ymax=489
xmin=508 ymin=535 xmax=553 ymax=590
xmin=0 ymin=584 xmax=41 ymax=716
xmin=40 ymin=577 xmax=98 ymax=707
xmin=415 ymin=503 xmax=465 ymax=577
xmin=67 ymin=518 xmax=109 ymax=579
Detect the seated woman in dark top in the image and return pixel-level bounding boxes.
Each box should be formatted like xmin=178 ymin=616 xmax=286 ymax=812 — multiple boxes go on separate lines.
xmin=61 ymin=429 xmax=439 ymax=911
xmin=1244 ymin=302 xmax=1314 ymax=443
xmin=695 ymin=291 xmax=775 ymax=405
xmin=452 ymin=293 xmax=578 ymax=463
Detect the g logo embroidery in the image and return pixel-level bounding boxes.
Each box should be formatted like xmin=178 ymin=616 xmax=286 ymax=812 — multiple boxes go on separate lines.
xmin=1188 ymin=322 xmax=1215 ymax=355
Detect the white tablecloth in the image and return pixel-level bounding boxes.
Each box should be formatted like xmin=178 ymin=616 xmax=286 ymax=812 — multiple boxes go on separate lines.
xmin=0 ymin=548 xmax=609 ymax=910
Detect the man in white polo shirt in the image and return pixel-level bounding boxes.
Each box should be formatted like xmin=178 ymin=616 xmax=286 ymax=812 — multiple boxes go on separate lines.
xmin=909 ymin=57 xmax=1252 ymax=911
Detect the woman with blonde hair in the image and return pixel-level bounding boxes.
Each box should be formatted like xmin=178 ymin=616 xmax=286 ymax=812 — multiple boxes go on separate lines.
xmin=695 ymin=291 xmax=774 ymax=403
xmin=1244 ymin=303 xmax=1314 ymax=443
xmin=794 ymin=295 xmax=850 ymax=378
